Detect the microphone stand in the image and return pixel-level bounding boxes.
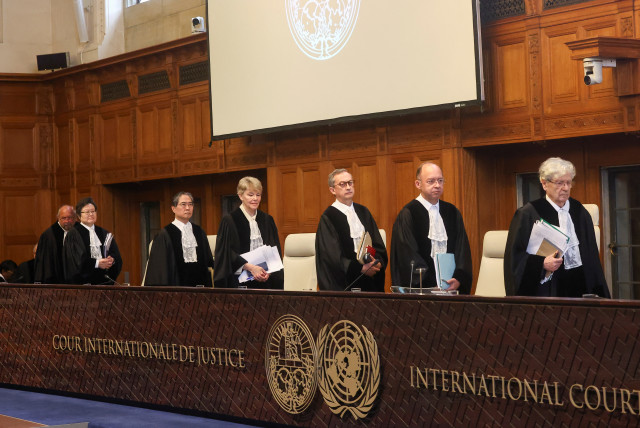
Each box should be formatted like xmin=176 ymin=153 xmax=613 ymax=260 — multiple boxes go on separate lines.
xmin=343 ymin=259 xmax=381 ymax=292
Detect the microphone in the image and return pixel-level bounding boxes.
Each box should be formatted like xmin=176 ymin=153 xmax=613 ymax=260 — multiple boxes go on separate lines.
xmin=409 ymin=260 xmax=415 ymax=289
xmin=104 ymin=274 xmax=124 ymax=286
xmin=343 ymin=259 xmax=381 ymax=292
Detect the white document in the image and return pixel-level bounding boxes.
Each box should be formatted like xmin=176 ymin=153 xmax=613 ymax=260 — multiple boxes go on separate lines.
xmin=238 ymin=245 xmax=283 ymax=283
xmin=103 ymin=233 xmax=113 ymax=258
xmin=526 ymin=220 xmax=569 ymax=256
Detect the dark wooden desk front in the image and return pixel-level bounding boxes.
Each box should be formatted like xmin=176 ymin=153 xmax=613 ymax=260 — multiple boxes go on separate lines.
xmin=0 ymin=285 xmax=637 ymax=427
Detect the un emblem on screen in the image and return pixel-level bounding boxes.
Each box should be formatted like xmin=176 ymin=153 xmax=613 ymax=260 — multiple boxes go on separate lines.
xmin=285 ymin=0 xmax=361 ymax=60
xmin=265 ymin=316 xmax=380 ymax=419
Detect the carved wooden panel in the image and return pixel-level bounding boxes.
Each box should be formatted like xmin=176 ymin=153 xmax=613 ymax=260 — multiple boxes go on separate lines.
xmin=496 ymin=39 xmax=528 ymax=111
xmin=387 ymin=119 xmax=444 ymax=154
xmin=352 ymin=160 xmax=379 ymax=219
xmin=138 ymin=102 xmax=173 ymax=157
xmin=0 ymin=86 xmax=36 ymax=116
xmin=301 ymin=166 xmax=322 ymax=228
xmin=1 ymin=124 xmax=35 ymax=172
xmin=544 ymin=30 xmax=580 ymax=106
xmin=328 ymin=128 xmax=377 ymax=160
xmin=390 ymin=157 xmax=420 ymax=218
xmin=75 ymin=119 xmax=92 ymax=166
xmin=279 ymin=167 xmax=299 ymax=229
xmin=179 ymin=94 xmax=210 ymax=153
xmin=100 ymin=111 xmax=132 ymax=163
xmin=3 ymin=194 xmax=37 ymax=238
xmin=224 ymin=137 xmax=269 ymax=171
xmin=274 ymin=135 xmax=320 ymax=165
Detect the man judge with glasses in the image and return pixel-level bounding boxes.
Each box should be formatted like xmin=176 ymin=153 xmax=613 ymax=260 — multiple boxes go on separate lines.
xmin=145 ymin=191 xmax=214 ymax=287
xmin=315 ymin=169 xmax=387 ymax=291
xmin=504 ymin=157 xmax=609 ymax=298
xmin=390 ymin=162 xmax=472 ymax=293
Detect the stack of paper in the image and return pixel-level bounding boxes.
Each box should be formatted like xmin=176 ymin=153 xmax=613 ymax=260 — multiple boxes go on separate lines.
xmin=526 ymin=219 xmax=569 ymax=257
xmin=238 ymin=245 xmax=283 ymax=283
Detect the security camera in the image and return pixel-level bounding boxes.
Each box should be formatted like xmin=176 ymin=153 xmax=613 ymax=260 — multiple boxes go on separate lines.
xmin=191 ymin=17 xmax=206 ymax=33
xmin=583 ymin=57 xmax=616 ymax=86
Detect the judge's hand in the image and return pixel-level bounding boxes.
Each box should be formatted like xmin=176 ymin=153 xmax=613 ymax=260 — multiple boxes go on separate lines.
xmin=98 ymin=256 xmax=114 ymax=270
xmin=543 ymin=251 xmax=563 ymax=272
xmin=245 ymin=263 xmax=269 ymax=282
xmin=445 ymin=278 xmax=460 ymax=290
xmin=361 ymin=259 xmax=380 ymax=277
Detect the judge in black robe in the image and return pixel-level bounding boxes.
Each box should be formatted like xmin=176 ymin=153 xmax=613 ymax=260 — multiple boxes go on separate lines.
xmin=504 ymin=157 xmax=609 ymax=298
xmin=214 ymin=177 xmax=284 ymax=289
xmin=34 ymin=205 xmax=77 ymax=284
xmin=315 ymin=169 xmax=387 ymax=292
xmin=390 ymin=163 xmax=472 ymax=293
xmin=145 ymin=192 xmax=214 ymax=287
xmin=63 ymin=198 xmax=122 ymax=285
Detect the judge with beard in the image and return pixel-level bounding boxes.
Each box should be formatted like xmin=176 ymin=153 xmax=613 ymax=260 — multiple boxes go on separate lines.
xmin=145 ymin=191 xmax=214 ymax=287
xmin=214 ymin=177 xmax=283 ymax=289
xmin=390 ymin=162 xmax=472 ymax=293
xmin=63 ymin=197 xmax=122 ymax=285
xmin=315 ymin=169 xmax=387 ymax=292
xmin=34 ymin=204 xmax=76 ymax=284
xmin=504 ymin=157 xmax=610 ymax=298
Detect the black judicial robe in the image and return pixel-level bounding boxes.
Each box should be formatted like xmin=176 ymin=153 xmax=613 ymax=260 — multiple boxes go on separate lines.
xmin=213 ymin=208 xmax=284 ymax=289
xmin=315 ymin=204 xmax=387 ymax=292
xmin=34 ymin=222 xmax=67 ymax=284
xmin=504 ymin=197 xmax=609 ymax=298
xmin=390 ymin=199 xmax=472 ymax=293
xmin=63 ymin=223 xmax=122 ymax=285
xmin=145 ymin=223 xmax=214 ymax=287
xmin=15 ymin=259 xmax=35 ymax=284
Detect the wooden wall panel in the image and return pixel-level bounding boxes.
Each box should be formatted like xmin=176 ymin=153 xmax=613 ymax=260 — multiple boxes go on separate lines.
xmin=75 ymin=119 xmax=91 ymax=166
xmin=1 ymin=125 xmax=35 ymax=171
xmin=279 ymin=168 xmax=298 ymax=230
xmin=300 ymin=166 xmax=322 ymax=229
xmin=496 ymin=39 xmax=528 ymax=111
xmin=546 ymin=30 xmax=580 ymax=106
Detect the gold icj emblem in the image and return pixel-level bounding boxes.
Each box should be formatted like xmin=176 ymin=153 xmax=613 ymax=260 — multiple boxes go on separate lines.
xmin=265 ymin=315 xmax=317 ymax=414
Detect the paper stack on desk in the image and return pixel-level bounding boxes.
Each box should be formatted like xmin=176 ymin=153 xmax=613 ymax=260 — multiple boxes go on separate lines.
xmin=238 ymin=245 xmax=283 ymax=283
xmin=526 ymin=219 xmax=569 ymax=257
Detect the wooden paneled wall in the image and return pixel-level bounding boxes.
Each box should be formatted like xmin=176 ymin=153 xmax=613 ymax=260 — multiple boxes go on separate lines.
xmin=1 ymin=1 xmax=640 ymax=287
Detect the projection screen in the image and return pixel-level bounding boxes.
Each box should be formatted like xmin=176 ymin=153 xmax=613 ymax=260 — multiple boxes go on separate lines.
xmin=207 ymin=0 xmax=483 ymax=140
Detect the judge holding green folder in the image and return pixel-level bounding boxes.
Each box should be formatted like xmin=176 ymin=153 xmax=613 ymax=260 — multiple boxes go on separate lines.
xmin=504 ymin=157 xmax=610 ymax=298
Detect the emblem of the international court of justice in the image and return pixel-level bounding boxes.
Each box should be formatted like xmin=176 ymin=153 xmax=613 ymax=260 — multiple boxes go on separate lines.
xmin=265 ymin=315 xmax=380 ymax=419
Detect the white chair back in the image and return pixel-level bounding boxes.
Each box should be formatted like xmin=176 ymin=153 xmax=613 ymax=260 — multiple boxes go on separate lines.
xmin=475 ymin=230 xmax=508 ymax=297
xmin=379 ymin=229 xmax=386 ymax=247
xmin=582 ymin=204 xmax=600 ymax=252
xmin=283 ymin=233 xmax=317 ymax=291
xmin=207 ymin=235 xmax=217 ymax=258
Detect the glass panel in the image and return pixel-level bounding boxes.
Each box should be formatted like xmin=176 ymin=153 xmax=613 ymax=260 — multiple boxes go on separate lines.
xmin=192 ymin=197 xmax=202 ymax=227
xmin=616 ymin=247 xmax=631 ymax=283
xmin=614 ymin=173 xmax=630 ymax=209
xmin=633 ymin=247 xmax=640 ymax=282
xmin=619 ymin=282 xmax=634 ymax=300
xmin=615 ymin=210 xmax=630 ymax=245
xmin=140 ymin=201 xmax=161 ymax=277
xmin=631 ymin=209 xmax=640 ymax=245
xmin=517 ymin=173 xmax=543 ymax=207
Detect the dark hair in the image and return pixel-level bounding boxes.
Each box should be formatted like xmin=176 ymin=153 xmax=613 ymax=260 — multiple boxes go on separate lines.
xmin=0 ymin=259 xmax=17 ymax=273
xmin=171 ymin=191 xmax=194 ymax=207
xmin=76 ymin=197 xmax=97 ymax=215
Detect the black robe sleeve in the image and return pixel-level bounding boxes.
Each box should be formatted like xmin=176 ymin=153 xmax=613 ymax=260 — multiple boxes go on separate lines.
xmin=315 ymin=213 xmax=362 ymax=291
xmin=34 ymin=227 xmax=60 ymax=284
xmin=213 ymin=215 xmax=248 ymax=288
xmin=504 ymin=203 xmax=545 ymax=296
xmin=144 ymin=229 xmax=179 ymax=286
xmin=390 ymin=206 xmax=430 ymax=287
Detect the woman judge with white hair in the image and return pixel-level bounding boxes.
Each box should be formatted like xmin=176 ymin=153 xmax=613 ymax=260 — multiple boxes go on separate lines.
xmin=504 ymin=157 xmax=610 ymax=298
xmin=213 ymin=177 xmax=284 ymax=289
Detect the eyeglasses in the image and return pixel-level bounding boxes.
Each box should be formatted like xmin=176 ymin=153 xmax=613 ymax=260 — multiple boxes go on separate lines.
xmin=334 ymin=180 xmax=355 ymax=189
xmin=424 ymin=178 xmax=445 ymax=185
xmin=548 ymin=180 xmax=572 ymax=188
xmin=80 ymin=210 xmax=96 ymax=215
xmin=178 ymin=202 xmax=194 ymax=208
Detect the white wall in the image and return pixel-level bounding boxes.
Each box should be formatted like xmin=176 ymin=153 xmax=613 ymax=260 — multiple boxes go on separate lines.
xmin=0 ymin=0 xmax=53 ymax=73
xmin=0 ymin=0 xmax=200 ymax=74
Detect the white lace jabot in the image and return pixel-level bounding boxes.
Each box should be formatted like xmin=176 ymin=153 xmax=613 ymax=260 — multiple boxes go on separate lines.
xmin=172 ymin=219 xmax=198 ymax=263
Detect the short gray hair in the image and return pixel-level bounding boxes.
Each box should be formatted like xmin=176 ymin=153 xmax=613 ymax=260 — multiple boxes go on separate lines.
xmin=237 ymin=177 xmax=262 ymax=194
xmin=328 ymin=168 xmax=348 ymax=187
xmin=539 ymin=157 xmax=576 ymax=182
xmin=171 ymin=191 xmax=194 ymax=207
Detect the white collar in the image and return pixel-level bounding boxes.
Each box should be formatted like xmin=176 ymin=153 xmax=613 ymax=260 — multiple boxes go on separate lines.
xmin=80 ymin=223 xmax=95 ymax=232
xmin=416 ymin=194 xmax=439 ymax=211
xmin=172 ymin=219 xmax=191 ymax=231
xmin=331 ymin=199 xmax=355 ymax=214
xmin=546 ymin=195 xmax=570 ymax=212
xmin=240 ymin=204 xmax=258 ymax=221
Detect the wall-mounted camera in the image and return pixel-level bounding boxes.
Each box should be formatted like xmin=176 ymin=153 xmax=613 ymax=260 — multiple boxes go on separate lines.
xmin=583 ymin=57 xmax=616 ymax=86
xmin=191 ymin=17 xmax=206 ymax=34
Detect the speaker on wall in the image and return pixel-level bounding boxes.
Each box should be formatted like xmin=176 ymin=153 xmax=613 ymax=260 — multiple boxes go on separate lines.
xmin=37 ymin=52 xmax=70 ymax=71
